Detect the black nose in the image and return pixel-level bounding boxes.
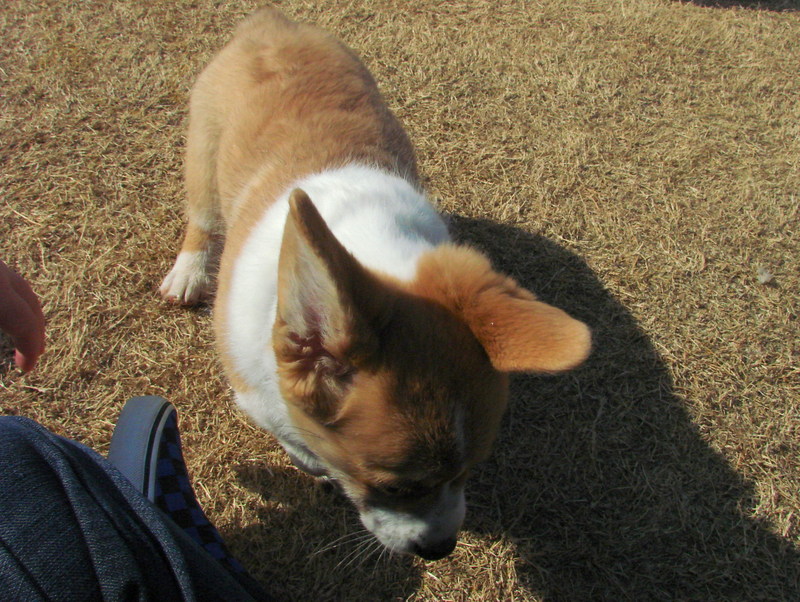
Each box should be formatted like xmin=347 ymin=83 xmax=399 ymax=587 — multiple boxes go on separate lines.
xmin=414 ymin=537 xmax=457 ymax=561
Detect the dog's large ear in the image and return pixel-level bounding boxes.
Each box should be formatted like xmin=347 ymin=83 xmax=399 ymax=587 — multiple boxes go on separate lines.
xmin=414 ymin=245 xmax=591 ymax=373
xmin=273 ymin=189 xmax=379 ymax=421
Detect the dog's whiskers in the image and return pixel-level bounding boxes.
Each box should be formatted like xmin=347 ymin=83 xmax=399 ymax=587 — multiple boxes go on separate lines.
xmin=375 ymin=541 xmax=391 ymax=566
xmin=333 ymin=543 xmax=364 ymax=571
xmin=312 ymin=528 xmax=373 ymax=556
xmin=358 ymin=538 xmax=385 ymax=569
xmin=335 ymin=539 xmax=377 ymax=572
xmin=313 ymin=530 xmax=369 ymax=553
xmin=330 ymin=531 xmax=383 ymax=573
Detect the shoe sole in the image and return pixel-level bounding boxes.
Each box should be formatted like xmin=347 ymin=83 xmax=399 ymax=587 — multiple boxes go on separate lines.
xmin=108 ymin=395 xmax=176 ymax=502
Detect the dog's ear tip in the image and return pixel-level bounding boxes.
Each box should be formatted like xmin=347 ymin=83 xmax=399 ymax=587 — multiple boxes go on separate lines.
xmin=288 ymin=188 xmax=313 ymax=212
xmin=543 ymin=317 xmax=593 ymax=372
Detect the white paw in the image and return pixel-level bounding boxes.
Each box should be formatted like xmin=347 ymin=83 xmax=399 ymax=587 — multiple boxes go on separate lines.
xmin=159 ymin=251 xmax=212 ymax=305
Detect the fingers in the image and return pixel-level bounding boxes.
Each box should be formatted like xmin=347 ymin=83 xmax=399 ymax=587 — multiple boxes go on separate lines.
xmin=0 ymin=260 xmax=46 ymax=372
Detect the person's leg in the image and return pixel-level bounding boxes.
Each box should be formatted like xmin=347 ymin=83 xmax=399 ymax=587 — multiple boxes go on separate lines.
xmin=0 ymin=411 xmax=271 ymax=601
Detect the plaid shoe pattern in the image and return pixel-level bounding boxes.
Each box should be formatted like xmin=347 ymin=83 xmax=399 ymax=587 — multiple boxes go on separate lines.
xmin=153 ymin=412 xmax=245 ymax=574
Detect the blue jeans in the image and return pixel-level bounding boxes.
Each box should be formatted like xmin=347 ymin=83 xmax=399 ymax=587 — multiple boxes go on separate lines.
xmin=0 ymin=416 xmax=272 ymax=601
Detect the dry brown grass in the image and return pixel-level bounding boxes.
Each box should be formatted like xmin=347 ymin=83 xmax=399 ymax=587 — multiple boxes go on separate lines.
xmin=2 ymin=0 xmax=799 ymax=599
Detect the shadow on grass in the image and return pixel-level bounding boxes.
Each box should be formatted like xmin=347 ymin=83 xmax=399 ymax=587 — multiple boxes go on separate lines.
xmin=676 ymin=0 xmax=798 ymax=10
xmin=226 ymin=464 xmax=423 ymax=601
xmin=451 ymin=215 xmax=800 ymax=600
xmin=221 ymin=215 xmax=798 ymax=600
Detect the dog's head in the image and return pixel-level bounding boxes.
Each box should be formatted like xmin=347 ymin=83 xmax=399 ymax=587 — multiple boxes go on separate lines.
xmin=273 ymin=189 xmax=590 ymax=560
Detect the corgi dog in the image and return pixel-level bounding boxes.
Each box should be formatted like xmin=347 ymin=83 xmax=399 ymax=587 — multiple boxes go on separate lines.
xmin=160 ymin=7 xmax=590 ymax=561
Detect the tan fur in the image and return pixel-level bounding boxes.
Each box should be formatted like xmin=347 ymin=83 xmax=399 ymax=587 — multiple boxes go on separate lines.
xmin=168 ymin=7 xmax=591 ymax=558
xmin=271 ymin=200 xmax=586 ymax=497
xmin=175 ymin=7 xmax=417 ymax=385
xmin=412 ymin=245 xmax=592 ymax=373
xmin=273 ymin=192 xmax=509 ymax=499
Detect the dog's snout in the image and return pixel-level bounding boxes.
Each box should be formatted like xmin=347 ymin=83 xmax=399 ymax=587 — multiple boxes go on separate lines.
xmin=414 ymin=536 xmax=457 ymax=561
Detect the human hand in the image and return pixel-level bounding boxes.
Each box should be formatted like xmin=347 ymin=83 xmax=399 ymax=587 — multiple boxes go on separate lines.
xmin=0 ymin=260 xmax=45 ymax=372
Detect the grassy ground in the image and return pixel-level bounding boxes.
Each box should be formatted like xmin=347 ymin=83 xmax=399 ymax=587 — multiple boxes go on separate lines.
xmin=2 ymin=0 xmax=798 ymax=599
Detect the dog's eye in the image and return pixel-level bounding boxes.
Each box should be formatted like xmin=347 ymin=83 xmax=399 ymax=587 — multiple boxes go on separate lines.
xmin=378 ymin=482 xmax=430 ymax=498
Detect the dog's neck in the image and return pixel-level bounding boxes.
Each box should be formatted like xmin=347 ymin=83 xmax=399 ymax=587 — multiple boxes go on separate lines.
xmin=292 ymin=164 xmax=450 ymax=281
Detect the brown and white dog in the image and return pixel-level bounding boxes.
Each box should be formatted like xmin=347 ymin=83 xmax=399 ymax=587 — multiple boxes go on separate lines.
xmin=160 ymin=7 xmax=590 ymax=561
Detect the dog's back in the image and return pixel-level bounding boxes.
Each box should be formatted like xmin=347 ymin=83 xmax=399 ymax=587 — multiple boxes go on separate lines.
xmin=191 ymin=7 xmax=417 ymax=228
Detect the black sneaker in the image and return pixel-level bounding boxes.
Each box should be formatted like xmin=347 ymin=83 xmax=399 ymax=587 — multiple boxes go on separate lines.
xmin=109 ymin=396 xmax=244 ymax=573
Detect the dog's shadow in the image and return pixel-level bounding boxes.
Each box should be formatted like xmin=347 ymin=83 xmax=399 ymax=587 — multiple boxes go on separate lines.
xmin=451 ymin=215 xmax=800 ymax=599
xmin=224 ymin=215 xmax=799 ymax=600
xmin=677 ymin=0 xmax=797 ymax=11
